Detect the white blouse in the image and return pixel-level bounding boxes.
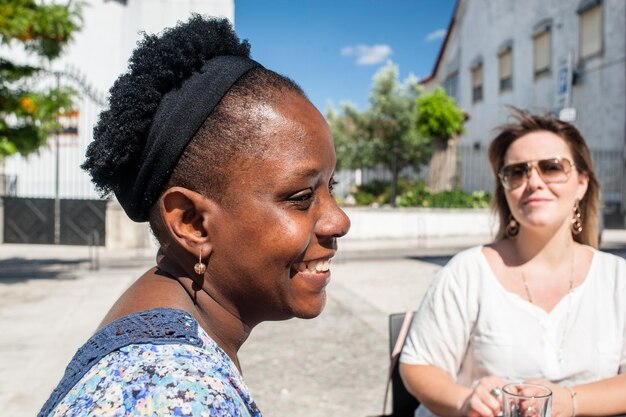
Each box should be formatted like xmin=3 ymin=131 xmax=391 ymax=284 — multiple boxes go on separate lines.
xmin=400 ymin=246 xmax=626 ymax=417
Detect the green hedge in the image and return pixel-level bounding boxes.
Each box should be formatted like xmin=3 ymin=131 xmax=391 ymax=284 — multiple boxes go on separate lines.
xmin=350 ymin=180 xmax=491 ymax=208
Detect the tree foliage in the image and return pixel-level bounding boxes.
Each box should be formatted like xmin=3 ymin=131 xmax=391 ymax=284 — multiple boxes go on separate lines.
xmin=416 ymin=86 xmax=466 ymax=191
xmin=327 ymin=104 xmax=377 ymax=170
xmin=415 ymin=86 xmax=464 ymax=141
xmin=0 ymin=0 xmax=82 ymax=157
xmin=327 ymin=62 xmax=430 ymax=204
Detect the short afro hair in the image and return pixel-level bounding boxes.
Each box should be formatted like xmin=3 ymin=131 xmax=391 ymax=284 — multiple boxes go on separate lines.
xmin=82 ymin=15 xmax=251 ymax=196
xmin=82 ymin=15 xmax=305 ymax=246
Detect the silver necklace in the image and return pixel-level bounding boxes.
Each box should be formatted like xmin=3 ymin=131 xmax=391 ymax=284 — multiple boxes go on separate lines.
xmin=519 ymin=250 xmax=575 ymax=363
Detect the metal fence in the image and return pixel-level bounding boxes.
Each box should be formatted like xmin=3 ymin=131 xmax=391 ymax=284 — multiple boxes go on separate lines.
xmin=0 ymin=67 xmax=109 ymax=245
xmin=2 ymin=68 xmax=105 ymax=200
xmin=455 ymin=145 xmax=626 ymax=208
xmin=336 ymin=144 xmax=626 ymax=215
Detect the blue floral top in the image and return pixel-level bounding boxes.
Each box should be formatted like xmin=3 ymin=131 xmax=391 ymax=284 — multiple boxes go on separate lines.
xmin=39 ymin=308 xmax=261 ymax=417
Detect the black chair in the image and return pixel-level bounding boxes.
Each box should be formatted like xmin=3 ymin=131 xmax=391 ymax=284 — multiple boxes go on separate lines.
xmin=386 ymin=312 xmax=420 ymax=417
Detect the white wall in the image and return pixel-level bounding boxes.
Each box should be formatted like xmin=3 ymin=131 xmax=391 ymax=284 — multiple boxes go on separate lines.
xmin=342 ymin=207 xmax=498 ymax=240
xmin=3 ymin=0 xmax=235 ymax=199
xmin=104 ymin=203 xmax=499 ymax=249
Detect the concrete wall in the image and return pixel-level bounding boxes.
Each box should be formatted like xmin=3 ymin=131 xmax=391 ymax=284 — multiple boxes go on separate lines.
xmin=105 ymin=200 xmax=155 ymax=250
xmin=103 ymin=202 xmax=499 ymax=249
xmin=343 ymin=207 xmax=498 ymax=241
xmin=0 ymin=198 xmax=496 ymax=248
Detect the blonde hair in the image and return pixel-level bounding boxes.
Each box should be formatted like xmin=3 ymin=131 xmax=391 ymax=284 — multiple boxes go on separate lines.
xmin=487 ymin=108 xmax=600 ymax=248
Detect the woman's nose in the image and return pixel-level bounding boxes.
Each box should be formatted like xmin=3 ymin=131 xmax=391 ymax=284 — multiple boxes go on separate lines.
xmin=525 ymin=165 xmax=545 ymax=189
xmin=318 ymin=199 xmax=351 ymax=239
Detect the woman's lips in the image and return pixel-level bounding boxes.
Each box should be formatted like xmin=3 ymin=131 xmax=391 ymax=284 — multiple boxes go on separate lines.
xmin=294 ymin=259 xmax=331 ymax=273
xmin=524 ymin=198 xmax=551 ymax=206
xmin=291 ymin=259 xmax=333 ymax=289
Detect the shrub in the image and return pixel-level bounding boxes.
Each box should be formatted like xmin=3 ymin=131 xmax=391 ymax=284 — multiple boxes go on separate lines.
xmin=353 ymin=190 xmax=377 ymax=206
xmin=350 ymin=179 xmax=491 ymax=208
xmin=397 ymin=188 xmax=491 ymax=208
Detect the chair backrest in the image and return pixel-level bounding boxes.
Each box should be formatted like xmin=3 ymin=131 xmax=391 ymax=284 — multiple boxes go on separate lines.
xmin=389 ymin=312 xmax=421 ymax=417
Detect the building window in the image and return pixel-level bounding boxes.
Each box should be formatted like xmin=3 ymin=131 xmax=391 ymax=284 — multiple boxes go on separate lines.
xmin=533 ymin=20 xmax=551 ymax=76
xmin=578 ymin=0 xmax=602 ymax=59
xmin=470 ymin=58 xmax=483 ymax=103
xmin=498 ymin=41 xmax=513 ymax=92
xmin=443 ymin=71 xmax=459 ymax=102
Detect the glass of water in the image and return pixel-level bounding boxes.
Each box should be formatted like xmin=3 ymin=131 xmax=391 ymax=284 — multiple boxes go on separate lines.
xmin=502 ymin=383 xmax=552 ymax=417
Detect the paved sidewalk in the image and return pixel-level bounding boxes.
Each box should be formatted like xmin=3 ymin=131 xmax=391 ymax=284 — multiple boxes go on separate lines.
xmin=1 ymin=230 xmax=625 ymax=416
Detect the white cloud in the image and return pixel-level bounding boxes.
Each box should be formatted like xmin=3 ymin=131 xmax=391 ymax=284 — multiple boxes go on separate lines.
xmin=341 ymin=44 xmax=393 ymax=66
xmin=425 ymin=28 xmax=446 ymax=42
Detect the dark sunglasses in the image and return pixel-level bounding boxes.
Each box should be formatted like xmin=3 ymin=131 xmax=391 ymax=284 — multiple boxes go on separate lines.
xmin=498 ymin=157 xmax=575 ymax=190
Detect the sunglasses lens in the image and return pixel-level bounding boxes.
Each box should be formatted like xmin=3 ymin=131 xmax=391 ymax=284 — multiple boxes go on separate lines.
xmin=501 ymin=163 xmax=529 ymax=189
xmin=537 ymin=158 xmax=570 ymax=182
xmin=500 ymin=158 xmax=573 ymax=189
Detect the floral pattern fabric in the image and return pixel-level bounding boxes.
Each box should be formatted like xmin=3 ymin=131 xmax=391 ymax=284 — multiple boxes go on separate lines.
xmin=48 ymin=322 xmax=261 ymax=417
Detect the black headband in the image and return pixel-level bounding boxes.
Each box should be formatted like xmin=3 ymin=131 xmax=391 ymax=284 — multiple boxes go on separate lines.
xmin=115 ymin=55 xmax=262 ymax=222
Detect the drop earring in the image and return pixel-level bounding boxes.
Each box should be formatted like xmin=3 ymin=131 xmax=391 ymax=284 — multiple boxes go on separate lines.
xmin=571 ymin=200 xmax=583 ymax=235
xmin=194 ymin=248 xmax=206 ymax=275
xmin=506 ymin=214 xmax=520 ymax=238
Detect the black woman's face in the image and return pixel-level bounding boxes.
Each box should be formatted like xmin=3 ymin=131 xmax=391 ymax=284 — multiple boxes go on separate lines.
xmin=205 ymin=91 xmax=351 ymax=325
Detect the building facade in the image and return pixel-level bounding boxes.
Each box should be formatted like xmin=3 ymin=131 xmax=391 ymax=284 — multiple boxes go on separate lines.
xmin=1 ymin=0 xmax=234 ymax=246
xmin=3 ymin=0 xmax=234 ymax=199
xmin=423 ymin=0 xmax=626 ymax=225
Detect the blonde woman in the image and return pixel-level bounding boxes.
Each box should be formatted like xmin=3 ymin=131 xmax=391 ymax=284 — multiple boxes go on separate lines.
xmin=400 ymin=110 xmax=626 ymax=417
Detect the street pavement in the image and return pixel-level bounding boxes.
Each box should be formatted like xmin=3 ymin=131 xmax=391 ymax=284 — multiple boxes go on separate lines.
xmin=1 ymin=231 xmax=625 ymax=417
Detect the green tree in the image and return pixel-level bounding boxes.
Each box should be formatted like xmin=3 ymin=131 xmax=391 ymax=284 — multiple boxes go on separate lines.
xmin=415 ymin=86 xmax=465 ymax=191
xmin=0 ymin=0 xmax=82 ymax=157
xmin=328 ymin=62 xmax=430 ymax=205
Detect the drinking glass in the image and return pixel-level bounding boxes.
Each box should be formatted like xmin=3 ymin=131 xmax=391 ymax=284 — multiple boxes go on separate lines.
xmin=502 ymin=383 xmax=552 ymax=417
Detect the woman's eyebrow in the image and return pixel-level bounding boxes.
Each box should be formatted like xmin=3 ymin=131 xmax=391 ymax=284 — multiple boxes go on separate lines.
xmin=281 ymin=167 xmax=322 ymax=181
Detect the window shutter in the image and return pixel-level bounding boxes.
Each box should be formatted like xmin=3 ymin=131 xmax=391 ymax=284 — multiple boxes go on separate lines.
xmin=499 ymin=51 xmax=513 ymax=91
xmin=580 ymin=5 xmax=602 ymax=58
xmin=533 ymin=31 xmax=550 ymax=74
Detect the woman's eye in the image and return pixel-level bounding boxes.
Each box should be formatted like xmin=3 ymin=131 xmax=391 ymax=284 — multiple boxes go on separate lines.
xmin=329 ymin=178 xmax=338 ymax=195
xmin=288 ymin=190 xmax=314 ymax=208
xmin=509 ymin=166 xmax=526 ymax=178
xmin=543 ymin=162 xmax=562 ymax=172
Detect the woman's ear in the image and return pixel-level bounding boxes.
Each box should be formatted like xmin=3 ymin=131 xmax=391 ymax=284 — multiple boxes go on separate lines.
xmin=159 ymin=187 xmax=214 ymax=257
xmin=576 ymin=171 xmax=589 ymax=201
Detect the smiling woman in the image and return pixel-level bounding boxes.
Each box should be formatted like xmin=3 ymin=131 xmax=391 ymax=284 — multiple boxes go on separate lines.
xmin=38 ymin=15 xmax=349 ymax=417
xmin=399 ymin=109 xmax=626 ymax=417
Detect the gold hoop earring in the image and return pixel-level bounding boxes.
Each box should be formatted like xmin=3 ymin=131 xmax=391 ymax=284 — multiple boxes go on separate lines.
xmin=506 ymin=214 xmax=519 ymax=238
xmin=571 ymin=200 xmax=583 ymax=235
xmin=194 ymin=248 xmax=206 ymax=275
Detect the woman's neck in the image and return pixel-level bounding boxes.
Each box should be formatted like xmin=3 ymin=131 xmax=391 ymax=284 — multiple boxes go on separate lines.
xmin=511 ymin=220 xmax=576 ymax=265
xmin=157 ymin=254 xmax=252 ymax=372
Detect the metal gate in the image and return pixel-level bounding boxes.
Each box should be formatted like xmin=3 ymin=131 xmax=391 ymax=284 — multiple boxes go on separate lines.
xmin=3 ymin=197 xmax=55 ymax=244
xmin=3 ymin=197 xmax=106 ymax=245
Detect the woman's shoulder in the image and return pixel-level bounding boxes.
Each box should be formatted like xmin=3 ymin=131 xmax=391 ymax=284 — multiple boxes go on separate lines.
xmin=428 ymin=246 xmax=490 ymax=294
xmin=442 ymin=245 xmax=487 ymax=271
xmin=109 ymin=340 xmax=236 ymax=388
xmin=590 ymin=247 xmax=626 ymax=266
xmin=49 ymin=342 xmax=256 ymax=417
xmin=92 ymin=308 xmax=237 ymax=377
xmin=587 ymin=247 xmax=626 ymax=282
xmin=43 ymin=308 xmax=254 ymax=417
xmin=47 ymin=331 xmax=260 ymax=416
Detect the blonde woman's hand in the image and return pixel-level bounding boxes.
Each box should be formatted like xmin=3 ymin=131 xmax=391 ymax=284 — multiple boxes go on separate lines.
xmin=524 ymin=379 xmax=573 ymax=417
xmin=460 ymin=376 xmax=507 ymax=417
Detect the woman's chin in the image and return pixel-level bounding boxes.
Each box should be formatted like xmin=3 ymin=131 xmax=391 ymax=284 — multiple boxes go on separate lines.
xmin=291 ymin=294 xmax=327 ymax=319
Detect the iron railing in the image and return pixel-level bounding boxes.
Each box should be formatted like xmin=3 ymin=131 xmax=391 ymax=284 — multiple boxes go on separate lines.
xmin=336 ymin=145 xmax=626 ymax=214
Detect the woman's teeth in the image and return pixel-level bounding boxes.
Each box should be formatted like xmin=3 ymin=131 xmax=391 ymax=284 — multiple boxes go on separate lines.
xmin=296 ymin=260 xmax=331 ymax=273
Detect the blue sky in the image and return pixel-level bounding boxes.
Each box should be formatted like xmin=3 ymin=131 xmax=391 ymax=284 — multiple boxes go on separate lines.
xmin=235 ymin=0 xmax=456 ymax=113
